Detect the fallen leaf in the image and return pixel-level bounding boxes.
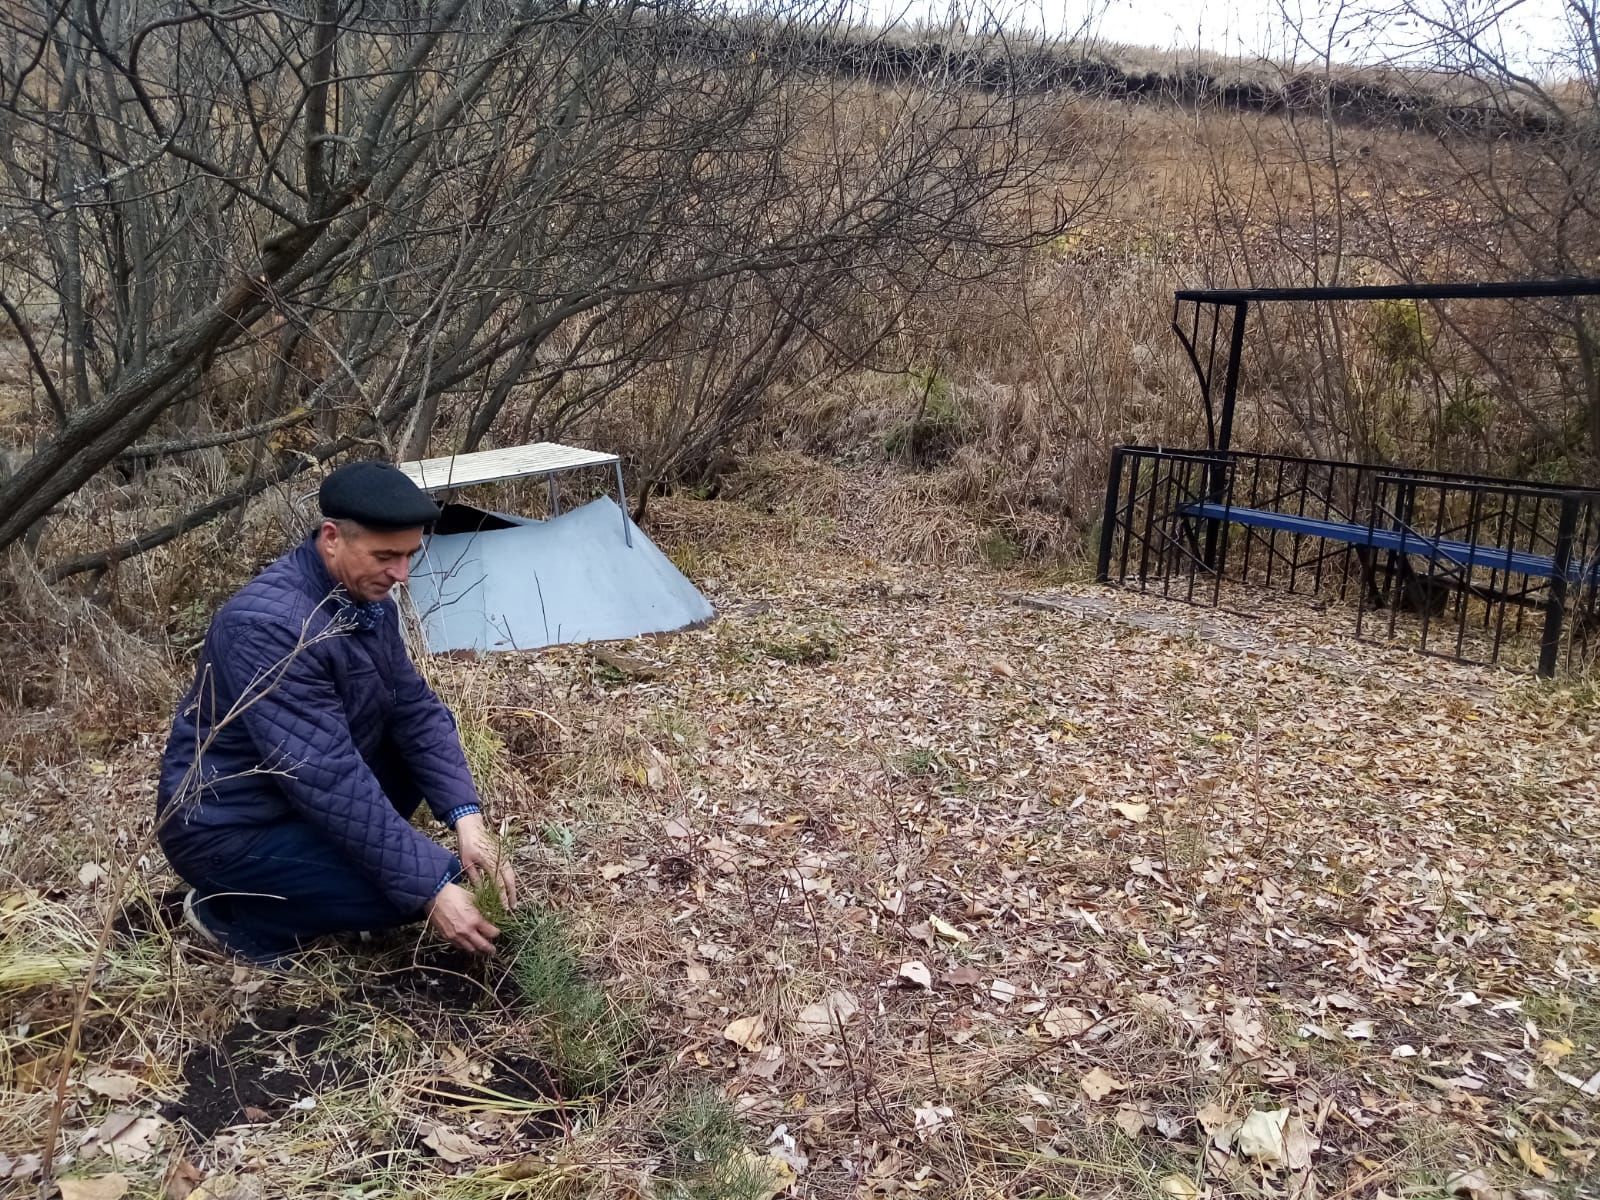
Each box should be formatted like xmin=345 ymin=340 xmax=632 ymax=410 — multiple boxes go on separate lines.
xmin=421 ymin=1123 xmax=488 ymax=1164
xmin=1225 ymin=1001 xmax=1266 ymax=1053
xmin=1159 ymin=1175 xmax=1201 ymax=1199
xmin=186 ymin=1174 xmax=266 ymax=1200
xmin=1344 ymin=1019 xmax=1376 ymax=1040
xmin=88 ymin=1113 xmax=164 ymax=1164
xmin=1552 ymin=1067 xmax=1600 ymax=1096
xmin=488 ymin=1159 xmax=545 ymax=1182
xmin=83 ymin=1070 xmax=142 ymax=1102
xmin=989 ymin=979 xmax=1018 ymax=1005
xmin=898 ymin=960 xmax=932 ymax=989
xmin=588 ymin=645 xmax=665 ymax=680
xmin=1537 ymin=1039 xmax=1574 ymax=1067
xmin=0 ymin=1153 xmax=41 ymax=1181
xmin=1283 ymin=1113 xmax=1318 ymax=1170
xmin=1236 ymin=1107 xmax=1289 ymax=1164
xmin=727 ymin=1147 xmax=793 ymax=1199
xmin=1112 ymin=802 xmax=1150 ymax=823
xmin=1446 ymin=1166 xmax=1507 ymax=1200
xmin=78 ymin=862 xmax=107 ymax=887
xmin=60 ymin=1175 xmax=130 ymax=1200
xmin=793 ymin=990 xmax=860 ymax=1038
xmin=1016 ymin=1113 xmax=1056 ymax=1139
xmin=1515 ymin=1138 xmax=1553 ymax=1179
xmin=1129 ymin=856 xmax=1166 ymax=881
xmin=722 ymin=1014 xmax=766 ymax=1051
xmin=436 ymin=1043 xmax=475 ymax=1084
xmin=1042 ymin=1005 xmax=1093 ymax=1039
xmin=1116 ymin=1102 xmax=1151 ymax=1137
xmin=165 ymin=1159 xmax=205 ymax=1200
xmin=1422 ymin=1072 xmax=1485 ymax=1092
xmin=13 ymin=1057 xmax=52 ymax=1091
xmin=929 ymin=914 xmax=969 ymax=943
xmin=912 ymin=1102 xmax=954 ymax=1136
xmin=1079 ymin=1067 xmax=1124 ymax=1101
xmin=1196 ymin=1101 xmax=1233 ymax=1144
xmin=747 ymin=1044 xmax=787 ymax=1080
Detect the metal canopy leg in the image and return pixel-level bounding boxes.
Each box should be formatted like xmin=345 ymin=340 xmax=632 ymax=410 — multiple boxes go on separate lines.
xmin=614 ymin=460 xmax=633 ymax=548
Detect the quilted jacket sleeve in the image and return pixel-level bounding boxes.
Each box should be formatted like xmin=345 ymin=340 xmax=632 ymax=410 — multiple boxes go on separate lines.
xmin=383 ymin=613 xmax=483 ymax=824
xmin=218 ymin=615 xmax=458 ymax=913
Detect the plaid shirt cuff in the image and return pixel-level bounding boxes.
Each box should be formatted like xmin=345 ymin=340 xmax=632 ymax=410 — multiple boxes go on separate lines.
xmin=444 ymin=803 xmax=482 ymax=830
xmin=429 ymin=868 xmax=455 ymax=901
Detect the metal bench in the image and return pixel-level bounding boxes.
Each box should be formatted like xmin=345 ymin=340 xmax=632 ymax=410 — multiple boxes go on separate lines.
xmin=1178 ymin=501 xmax=1594 ymax=582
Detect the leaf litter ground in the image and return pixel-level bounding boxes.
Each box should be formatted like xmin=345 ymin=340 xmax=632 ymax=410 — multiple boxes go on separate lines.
xmin=2 ymin=501 xmax=1597 ymax=1199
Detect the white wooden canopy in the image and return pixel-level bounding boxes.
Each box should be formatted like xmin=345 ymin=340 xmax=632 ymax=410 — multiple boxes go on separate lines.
xmin=398 ymin=442 xmax=619 ymax=492
xmin=398 ymin=441 xmax=630 ymax=546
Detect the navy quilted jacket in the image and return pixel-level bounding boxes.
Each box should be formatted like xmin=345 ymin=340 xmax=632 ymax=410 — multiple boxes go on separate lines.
xmin=157 ymin=535 xmax=478 ymax=912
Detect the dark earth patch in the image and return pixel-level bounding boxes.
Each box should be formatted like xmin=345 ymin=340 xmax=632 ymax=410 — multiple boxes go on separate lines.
xmin=484 ymin=1052 xmax=557 ymax=1104
xmin=422 ymin=1050 xmax=563 ymax=1138
xmin=359 ymin=945 xmax=521 ymax=1017
xmin=111 ymin=887 xmax=187 ymax=943
xmin=163 ymin=1005 xmax=362 ymax=1138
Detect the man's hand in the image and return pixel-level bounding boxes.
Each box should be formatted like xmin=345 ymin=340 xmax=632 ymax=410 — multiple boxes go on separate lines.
xmin=456 ymin=813 xmax=519 ymax=910
xmin=426 ymin=882 xmax=500 ymax=955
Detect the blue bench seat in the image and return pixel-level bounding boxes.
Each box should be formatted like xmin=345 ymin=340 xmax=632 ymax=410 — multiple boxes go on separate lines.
xmin=1180 ymin=502 xmax=1593 ymax=582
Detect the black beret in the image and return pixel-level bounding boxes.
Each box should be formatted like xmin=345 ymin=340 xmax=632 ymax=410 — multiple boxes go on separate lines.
xmin=318 ymin=460 xmax=441 ymax=529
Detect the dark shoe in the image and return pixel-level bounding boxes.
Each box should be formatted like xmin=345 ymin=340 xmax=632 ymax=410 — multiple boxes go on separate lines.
xmin=181 ymin=889 xmax=295 ymax=971
xmin=182 ymin=888 xmax=225 ymax=949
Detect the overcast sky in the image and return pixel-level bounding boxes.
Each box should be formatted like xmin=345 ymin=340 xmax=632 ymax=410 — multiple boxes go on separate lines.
xmin=845 ymin=0 xmax=1577 ymax=73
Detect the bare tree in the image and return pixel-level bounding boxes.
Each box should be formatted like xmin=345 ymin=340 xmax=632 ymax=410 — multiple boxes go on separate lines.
xmin=1195 ymin=0 xmax=1600 ymax=476
xmin=1367 ymin=0 xmax=1600 ymax=473
xmin=0 ymin=0 xmax=1091 ymax=577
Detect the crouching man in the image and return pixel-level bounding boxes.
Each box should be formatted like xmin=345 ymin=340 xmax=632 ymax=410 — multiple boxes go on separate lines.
xmin=156 ymin=460 xmax=516 ymax=964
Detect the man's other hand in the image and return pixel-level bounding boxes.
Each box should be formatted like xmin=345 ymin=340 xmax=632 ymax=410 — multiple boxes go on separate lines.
xmin=456 ymin=814 xmax=519 ymax=910
xmin=426 ymin=882 xmax=500 ymax=955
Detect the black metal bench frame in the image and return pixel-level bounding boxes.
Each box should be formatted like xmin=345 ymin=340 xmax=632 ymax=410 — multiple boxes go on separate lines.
xmin=1095 ymin=278 xmax=1600 ymax=676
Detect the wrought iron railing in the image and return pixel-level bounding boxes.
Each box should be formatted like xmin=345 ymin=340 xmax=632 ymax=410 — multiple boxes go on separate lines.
xmin=1097 ymin=445 xmax=1600 ymax=675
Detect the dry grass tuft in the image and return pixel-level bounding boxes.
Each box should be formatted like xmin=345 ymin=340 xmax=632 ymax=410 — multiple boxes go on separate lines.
xmin=0 ymin=549 xmax=180 ymax=772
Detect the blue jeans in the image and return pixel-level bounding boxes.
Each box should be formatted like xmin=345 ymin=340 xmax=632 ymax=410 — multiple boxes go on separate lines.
xmin=167 ymin=819 xmax=460 ymax=963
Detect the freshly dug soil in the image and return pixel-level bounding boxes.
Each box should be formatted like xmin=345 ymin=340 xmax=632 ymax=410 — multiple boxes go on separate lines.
xmin=111 ymin=888 xmax=187 ymax=942
xmin=163 ymin=1006 xmax=359 ymax=1138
